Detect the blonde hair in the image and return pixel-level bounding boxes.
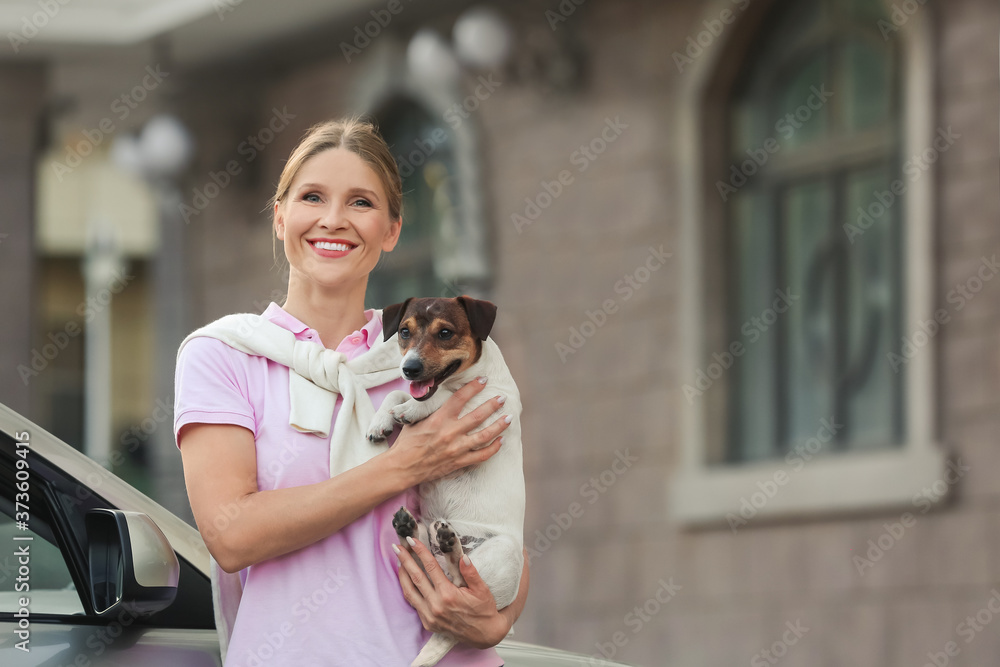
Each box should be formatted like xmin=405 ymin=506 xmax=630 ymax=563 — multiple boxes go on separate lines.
xmin=270 ymin=116 xmax=403 ymax=264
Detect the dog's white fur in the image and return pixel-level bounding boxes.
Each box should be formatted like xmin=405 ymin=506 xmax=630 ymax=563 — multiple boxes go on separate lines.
xmin=367 ymin=336 xmax=525 ymax=667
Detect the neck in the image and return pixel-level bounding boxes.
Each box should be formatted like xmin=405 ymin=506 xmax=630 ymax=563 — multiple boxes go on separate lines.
xmin=282 ymin=270 xmax=370 ymax=349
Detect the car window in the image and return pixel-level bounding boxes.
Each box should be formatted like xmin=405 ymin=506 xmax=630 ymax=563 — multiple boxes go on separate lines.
xmin=0 ymin=490 xmax=85 ymax=615
xmin=0 ymin=430 xmax=216 ymax=629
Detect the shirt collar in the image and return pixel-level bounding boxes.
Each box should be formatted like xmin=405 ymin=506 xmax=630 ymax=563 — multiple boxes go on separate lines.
xmin=261 ymin=302 xmax=383 ymax=349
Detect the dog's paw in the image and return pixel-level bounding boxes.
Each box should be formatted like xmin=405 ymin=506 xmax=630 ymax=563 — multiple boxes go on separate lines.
xmin=389 ymin=401 xmax=427 ymax=424
xmin=366 ymin=410 xmax=396 ymax=442
xmin=433 ymin=520 xmax=459 ymax=555
xmin=392 ymin=507 xmax=417 ymax=540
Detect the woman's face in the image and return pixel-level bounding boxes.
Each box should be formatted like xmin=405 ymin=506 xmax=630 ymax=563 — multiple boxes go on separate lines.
xmin=274 ymin=147 xmax=401 ymax=290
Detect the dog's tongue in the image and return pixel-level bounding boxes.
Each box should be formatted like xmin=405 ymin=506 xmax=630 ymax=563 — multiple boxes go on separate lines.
xmin=409 ymin=379 xmax=434 ymax=399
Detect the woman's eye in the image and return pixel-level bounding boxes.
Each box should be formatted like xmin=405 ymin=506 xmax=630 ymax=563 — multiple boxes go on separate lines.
xmin=400 ymin=328 xmax=409 ymax=339
xmin=351 ymin=198 xmax=372 ymax=208
xmin=303 ymin=193 xmax=321 ymax=203
xmin=438 ymin=329 xmax=452 ymax=339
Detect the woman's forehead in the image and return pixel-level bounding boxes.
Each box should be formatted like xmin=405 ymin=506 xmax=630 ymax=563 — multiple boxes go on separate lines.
xmin=293 ymin=147 xmax=384 ymax=192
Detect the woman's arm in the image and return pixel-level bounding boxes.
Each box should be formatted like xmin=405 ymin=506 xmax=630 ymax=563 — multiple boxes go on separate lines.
xmin=180 ymin=378 xmax=509 ymax=573
xmin=395 ymin=540 xmax=531 ymax=649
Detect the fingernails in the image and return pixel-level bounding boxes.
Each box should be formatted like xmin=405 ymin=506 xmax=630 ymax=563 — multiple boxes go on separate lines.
xmin=392 ymin=544 xmax=401 ymax=556
xmin=478 ymin=376 xmax=488 ymax=384
xmin=496 ymin=395 xmax=506 ymax=405
xmin=462 ymin=555 xmax=471 ymax=566
xmin=406 ymin=536 xmax=417 ymax=548
xmin=498 ymin=436 xmax=504 ymax=446
xmin=504 ymin=415 xmax=512 ymax=424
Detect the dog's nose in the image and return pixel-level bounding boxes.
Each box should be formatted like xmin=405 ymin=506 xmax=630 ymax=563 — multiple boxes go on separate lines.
xmin=401 ymin=358 xmax=424 ymax=380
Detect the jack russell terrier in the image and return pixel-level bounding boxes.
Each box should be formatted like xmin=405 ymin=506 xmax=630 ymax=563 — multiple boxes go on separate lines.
xmin=366 ymin=296 xmax=525 ymax=667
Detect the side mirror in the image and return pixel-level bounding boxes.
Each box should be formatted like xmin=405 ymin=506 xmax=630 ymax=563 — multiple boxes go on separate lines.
xmin=85 ymin=509 xmax=179 ymax=617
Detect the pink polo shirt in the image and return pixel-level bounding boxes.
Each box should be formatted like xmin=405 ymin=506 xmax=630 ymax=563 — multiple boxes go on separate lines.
xmin=173 ymin=302 xmax=502 ymax=667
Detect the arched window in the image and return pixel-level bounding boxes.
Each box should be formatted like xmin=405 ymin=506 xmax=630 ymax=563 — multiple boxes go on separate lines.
xmin=366 ymin=99 xmax=460 ymax=309
xmin=724 ymin=0 xmax=902 ymax=462
xmin=671 ymin=0 xmax=945 ymax=524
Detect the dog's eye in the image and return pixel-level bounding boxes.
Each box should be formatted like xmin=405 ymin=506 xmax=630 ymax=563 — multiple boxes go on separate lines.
xmin=400 ymin=328 xmax=410 ymax=339
xmin=438 ymin=329 xmax=453 ymax=339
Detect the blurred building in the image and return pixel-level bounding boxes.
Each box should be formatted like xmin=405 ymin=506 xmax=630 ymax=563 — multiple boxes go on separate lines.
xmin=1 ymin=0 xmax=998 ymax=664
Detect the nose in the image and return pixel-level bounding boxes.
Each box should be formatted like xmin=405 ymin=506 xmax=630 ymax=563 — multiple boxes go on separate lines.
xmin=401 ymin=358 xmax=423 ymax=380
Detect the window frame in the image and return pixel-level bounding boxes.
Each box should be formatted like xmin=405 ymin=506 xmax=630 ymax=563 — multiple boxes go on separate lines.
xmin=670 ymin=0 xmax=946 ymax=526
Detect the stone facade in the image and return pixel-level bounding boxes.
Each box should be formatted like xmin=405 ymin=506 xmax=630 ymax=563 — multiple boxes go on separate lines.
xmin=174 ymin=1 xmax=1000 ymax=665
xmin=7 ymin=0 xmax=998 ymax=665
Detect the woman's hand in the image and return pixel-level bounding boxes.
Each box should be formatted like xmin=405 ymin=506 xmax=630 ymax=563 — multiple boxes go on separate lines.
xmin=387 ymin=377 xmax=511 ymax=486
xmin=394 ymin=538 xmax=522 ymax=649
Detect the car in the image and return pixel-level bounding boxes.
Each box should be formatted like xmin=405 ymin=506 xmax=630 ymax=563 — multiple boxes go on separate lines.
xmin=0 ymin=402 xmax=635 ymax=667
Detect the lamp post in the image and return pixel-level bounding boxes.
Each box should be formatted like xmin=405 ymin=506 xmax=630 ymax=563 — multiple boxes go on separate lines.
xmin=110 ymin=114 xmax=193 ymax=517
xmin=81 ymin=217 xmax=124 ymax=466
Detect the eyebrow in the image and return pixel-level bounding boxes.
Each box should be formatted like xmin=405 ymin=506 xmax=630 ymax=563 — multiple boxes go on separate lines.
xmin=297 ymin=183 xmax=382 ymax=203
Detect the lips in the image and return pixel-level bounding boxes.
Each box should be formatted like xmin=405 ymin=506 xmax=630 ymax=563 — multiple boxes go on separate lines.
xmin=308 ymin=239 xmax=357 ymax=258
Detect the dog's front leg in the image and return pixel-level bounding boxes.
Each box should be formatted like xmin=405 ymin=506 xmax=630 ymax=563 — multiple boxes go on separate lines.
xmin=367 ymin=390 xmax=412 ymax=442
xmin=390 ymin=390 xmax=449 ymax=426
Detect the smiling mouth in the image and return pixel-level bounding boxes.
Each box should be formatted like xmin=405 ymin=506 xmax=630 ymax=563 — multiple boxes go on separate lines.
xmin=408 ymin=359 xmax=462 ymax=401
xmin=309 ymin=240 xmax=357 ymax=255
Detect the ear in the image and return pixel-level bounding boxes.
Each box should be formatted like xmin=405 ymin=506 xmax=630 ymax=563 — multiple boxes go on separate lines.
xmin=381 ymin=217 xmax=402 ymax=253
xmin=456 ymin=296 xmax=497 ymax=340
xmin=274 ymin=202 xmax=285 ymax=241
xmin=381 ymin=298 xmax=413 ymax=342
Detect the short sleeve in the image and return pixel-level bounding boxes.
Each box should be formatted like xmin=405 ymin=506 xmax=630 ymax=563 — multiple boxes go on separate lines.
xmin=173 ymin=337 xmax=257 ymax=449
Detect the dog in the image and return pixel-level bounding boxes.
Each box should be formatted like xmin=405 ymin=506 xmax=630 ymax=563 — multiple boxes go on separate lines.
xmin=366 ymin=296 xmax=525 ymax=667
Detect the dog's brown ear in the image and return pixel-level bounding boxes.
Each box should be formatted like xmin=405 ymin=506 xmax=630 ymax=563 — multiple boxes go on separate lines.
xmin=456 ymin=296 xmax=497 ymax=340
xmin=381 ymin=298 xmax=413 ymax=342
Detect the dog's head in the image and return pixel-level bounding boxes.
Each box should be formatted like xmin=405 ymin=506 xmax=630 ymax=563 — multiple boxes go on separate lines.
xmin=381 ymin=296 xmax=497 ymax=401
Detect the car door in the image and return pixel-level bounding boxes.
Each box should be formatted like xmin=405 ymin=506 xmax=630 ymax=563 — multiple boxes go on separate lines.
xmin=0 ymin=425 xmax=221 ymax=666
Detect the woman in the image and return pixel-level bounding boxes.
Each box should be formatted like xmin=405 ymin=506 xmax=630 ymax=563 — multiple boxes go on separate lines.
xmin=174 ymin=117 xmax=528 ymax=666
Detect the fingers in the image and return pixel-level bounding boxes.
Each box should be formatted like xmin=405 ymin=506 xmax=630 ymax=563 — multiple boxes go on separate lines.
xmin=467 ymin=413 xmax=510 ymax=451
xmin=439 ymin=377 xmax=488 ymax=418
xmin=404 ymin=537 xmax=452 ymax=590
xmin=458 ymin=393 xmax=511 ymax=437
xmin=457 ymin=434 xmax=504 ymax=467
xmin=457 ymin=553 xmax=490 ymax=596
xmin=394 ymin=543 xmax=437 ymax=602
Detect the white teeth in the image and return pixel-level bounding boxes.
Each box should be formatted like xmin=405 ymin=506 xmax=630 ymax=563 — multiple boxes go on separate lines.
xmin=313 ymin=241 xmax=352 ymax=251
